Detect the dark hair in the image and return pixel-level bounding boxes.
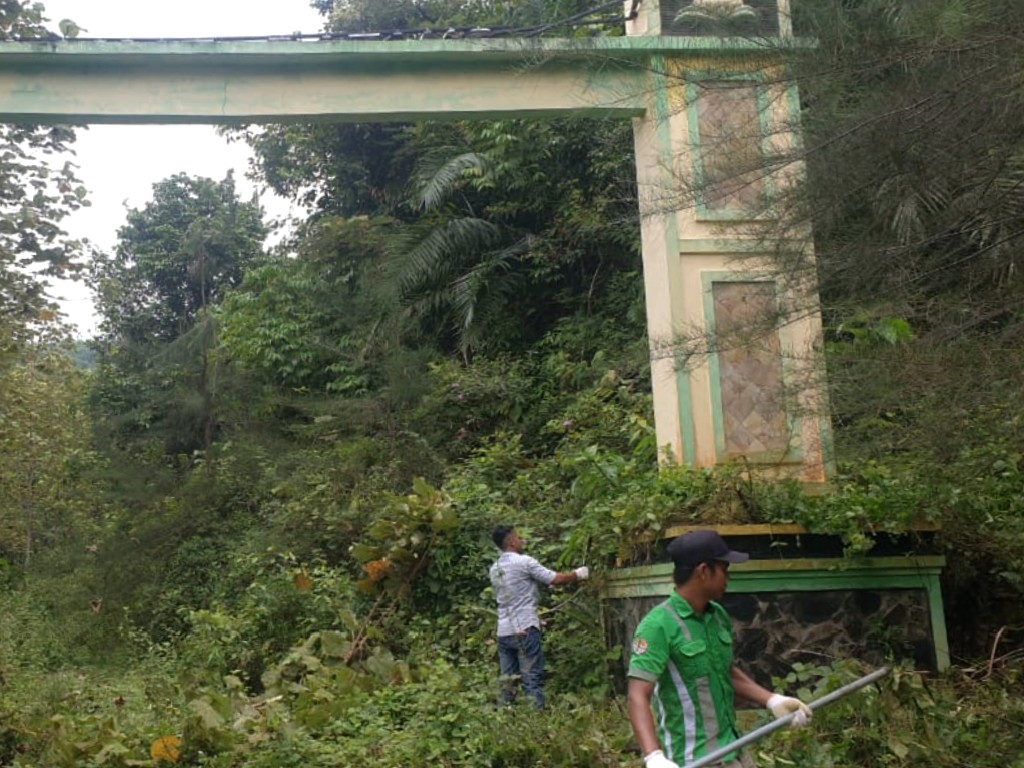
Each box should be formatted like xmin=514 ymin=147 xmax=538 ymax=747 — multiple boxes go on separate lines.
xmin=492 ymin=525 xmax=515 ymax=549
xmin=673 ymin=559 xmax=723 ymax=586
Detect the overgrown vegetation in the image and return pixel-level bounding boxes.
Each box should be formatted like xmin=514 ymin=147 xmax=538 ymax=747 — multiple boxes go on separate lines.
xmin=3 ymin=0 xmax=1024 ymax=765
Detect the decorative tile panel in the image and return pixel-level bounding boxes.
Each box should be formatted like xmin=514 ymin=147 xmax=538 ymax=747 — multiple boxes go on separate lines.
xmin=712 ymin=281 xmax=789 ymax=456
xmin=696 ymin=81 xmax=766 ymax=213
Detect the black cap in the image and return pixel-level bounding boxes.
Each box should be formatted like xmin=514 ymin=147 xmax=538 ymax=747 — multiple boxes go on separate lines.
xmin=667 ymin=530 xmax=749 ymax=567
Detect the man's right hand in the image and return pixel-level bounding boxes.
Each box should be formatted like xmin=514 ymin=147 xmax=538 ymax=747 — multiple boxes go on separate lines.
xmin=574 ymin=566 xmax=590 ymax=580
xmin=643 ymin=750 xmax=679 ymax=768
xmin=766 ymin=693 xmax=813 ymax=727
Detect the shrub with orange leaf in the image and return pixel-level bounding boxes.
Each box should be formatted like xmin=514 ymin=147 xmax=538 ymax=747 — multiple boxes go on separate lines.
xmin=150 ymin=735 xmax=182 ymax=764
xmin=363 ymin=557 xmax=391 ymax=582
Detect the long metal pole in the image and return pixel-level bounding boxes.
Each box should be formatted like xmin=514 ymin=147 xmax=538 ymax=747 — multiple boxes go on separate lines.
xmin=687 ymin=666 xmax=891 ymax=768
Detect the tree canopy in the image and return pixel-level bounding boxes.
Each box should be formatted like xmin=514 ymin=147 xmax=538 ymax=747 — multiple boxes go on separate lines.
xmin=90 ymin=172 xmax=266 ymax=346
xmin=0 ymin=3 xmax=90 ymax=349
xmin=88 ymin=173 xmax=268 ymax=458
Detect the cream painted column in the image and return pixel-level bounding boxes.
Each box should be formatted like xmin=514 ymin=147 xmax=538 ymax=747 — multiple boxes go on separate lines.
xmin=628 ymin=0 xmax=692 ymax=463
xmin=626 ymin=0 xmax=832 ymax=484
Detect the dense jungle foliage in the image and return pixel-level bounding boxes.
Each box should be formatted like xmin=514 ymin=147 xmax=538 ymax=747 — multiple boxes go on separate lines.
xmin=2 ymin=0 xmax=1024 ymax=765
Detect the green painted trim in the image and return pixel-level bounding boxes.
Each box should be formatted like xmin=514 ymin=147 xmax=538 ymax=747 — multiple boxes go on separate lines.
xmin=685 ymin=70 xmax=773 ymax=221
xmin=0 ymin=37 xmax=807 ymax=125
xmin=785 ymin=82 xmax=804 ymax=153
xmin=926 ymin=573 xmax=951 ymax=670
xmin=675 ymin=351 xmax=698 ymax=465
xmin=700 ymin=271 xmax=729 ymax=458
xmin=605 ymin=568 xmax=942 ymax=595
xmin=608 ymin=556 xmax=945 ymax=578
xmin=0 ymin=50 xmax=652 ymax=123
xmin=818 ymin=407 xmax=837 ymax=477
xmin=700 ymin=270 xmax=802 ymax=464
xmin=685 ymin=78 xmax=710 ymax=217
xmin=602 ymin=561 xmax=946 ymax=593
xmin=0 ymin=36 xmax=817 ymax=63
xmin=649 ymin=53 xmax=697 ymax=464
xmin=679 ymin=238 xmax=764 ymax=253
xmin=755 ymin=83 xmax=778 ymax=214
xmin=603 ymin=556 xmax=950 ymax=670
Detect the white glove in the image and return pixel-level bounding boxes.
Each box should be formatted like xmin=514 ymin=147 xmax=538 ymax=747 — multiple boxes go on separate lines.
xmin=766 ymin=693 xmax=812 ymax=728
xmin=643 ymin=750 xmax=679 ymax=768
xmin=574 ymin=566 xmax=590 ymax=580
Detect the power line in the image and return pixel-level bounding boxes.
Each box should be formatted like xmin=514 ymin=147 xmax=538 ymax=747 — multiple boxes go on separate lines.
xmin=520 ymin=0 xmax=635 ymax=38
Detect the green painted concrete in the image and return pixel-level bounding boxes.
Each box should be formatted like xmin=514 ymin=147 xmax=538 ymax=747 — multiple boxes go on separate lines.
xmin=604 ymin=556 xmax=950 ymax=670
xmin=0 ymin=36 xmax=810 ymax=61
xmin=648 ymin=53 xmax=697 ymax=464
xmin=0 ymin=37 xmax=808 ymax=123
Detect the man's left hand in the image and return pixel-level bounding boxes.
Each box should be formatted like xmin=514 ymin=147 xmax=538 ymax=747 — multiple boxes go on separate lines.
xmin=766 ymin=694 xmax=812 ymax=728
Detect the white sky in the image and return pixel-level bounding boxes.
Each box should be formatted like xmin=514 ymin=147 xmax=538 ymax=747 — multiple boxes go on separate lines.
xmin=38 ymin=0 xmax=328 ymax=337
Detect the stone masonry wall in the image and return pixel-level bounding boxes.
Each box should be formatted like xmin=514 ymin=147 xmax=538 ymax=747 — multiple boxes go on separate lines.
xmin=604 ymin=588 xmax=934 ymax=687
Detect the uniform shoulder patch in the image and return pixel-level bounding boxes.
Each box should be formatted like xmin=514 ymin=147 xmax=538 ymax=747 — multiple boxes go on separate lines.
xmin=631 ymin=637 xmax=648 ymax=656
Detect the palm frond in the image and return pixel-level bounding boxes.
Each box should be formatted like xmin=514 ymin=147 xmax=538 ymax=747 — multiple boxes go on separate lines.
xmin=398 ymin=216 xmax=502 ymax=300
xmin=448 ymin=236 xmax=532 ymax=348
xmin=412 ymin=152 xmax=493 ymax=211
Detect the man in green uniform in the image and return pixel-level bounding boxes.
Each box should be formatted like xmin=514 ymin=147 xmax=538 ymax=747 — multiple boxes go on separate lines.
xmin=627 ymin=530 xmax=812 ymax=768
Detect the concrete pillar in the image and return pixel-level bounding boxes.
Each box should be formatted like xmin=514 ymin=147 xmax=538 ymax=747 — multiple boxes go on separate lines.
xmin=626 ymin=0 xmax=832 ymax=484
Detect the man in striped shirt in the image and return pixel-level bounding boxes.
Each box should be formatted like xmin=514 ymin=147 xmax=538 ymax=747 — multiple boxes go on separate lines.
xmin=489 ymin=525 xmax=589 ymax=709
xmin=627 ymin=530 xmax=812 ymax=768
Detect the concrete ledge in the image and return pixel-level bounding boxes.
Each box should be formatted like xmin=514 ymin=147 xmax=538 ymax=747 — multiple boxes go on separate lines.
xmin=603 ymin=554 xmax=950 ymax=669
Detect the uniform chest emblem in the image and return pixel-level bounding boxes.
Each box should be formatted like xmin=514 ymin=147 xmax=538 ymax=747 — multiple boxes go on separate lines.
xmin=632 ymin=638 xmax=648 ymax=656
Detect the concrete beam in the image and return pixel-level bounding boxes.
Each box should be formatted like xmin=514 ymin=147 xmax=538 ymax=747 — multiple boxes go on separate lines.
xmin=0 ymin=37 xmax=782 ymax=123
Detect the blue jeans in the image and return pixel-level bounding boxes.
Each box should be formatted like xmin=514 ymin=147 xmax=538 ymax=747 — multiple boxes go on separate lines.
xmin=497 ymin=627 xmax=545 ymax=709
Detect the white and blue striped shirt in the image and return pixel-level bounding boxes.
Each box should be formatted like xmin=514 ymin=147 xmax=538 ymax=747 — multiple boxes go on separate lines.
xmin=489 ymin=551 xmax=557 ymax=636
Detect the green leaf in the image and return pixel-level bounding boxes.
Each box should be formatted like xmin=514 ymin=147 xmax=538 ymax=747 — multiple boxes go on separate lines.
xmin=189 ymin=698 xmax=226 ymax=729
xmin=319 ymin=630 xmax=352 ymax=659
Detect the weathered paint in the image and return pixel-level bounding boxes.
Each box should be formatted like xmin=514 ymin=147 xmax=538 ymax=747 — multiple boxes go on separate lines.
xmin=0 ymin=36 xmax=804 ymax=123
